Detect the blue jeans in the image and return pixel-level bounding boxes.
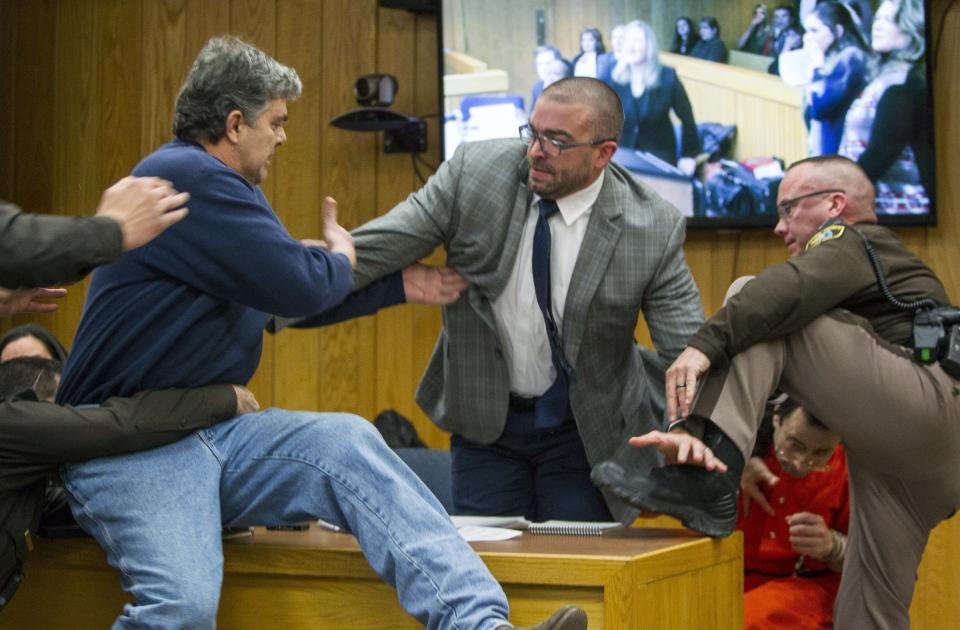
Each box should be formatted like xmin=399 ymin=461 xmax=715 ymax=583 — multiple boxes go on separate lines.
xmin=61 ymin=409 xmax=509 ymax=630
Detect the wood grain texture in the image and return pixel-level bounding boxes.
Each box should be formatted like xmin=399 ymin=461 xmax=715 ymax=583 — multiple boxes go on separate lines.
xmin=0 ymin=526 xmax=740 ymax=629
xmin=271 ymin=0 xmax=326 ymax=413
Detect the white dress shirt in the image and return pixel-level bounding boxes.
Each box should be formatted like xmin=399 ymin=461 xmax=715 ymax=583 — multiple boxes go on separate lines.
xmin=491 ymin=171 xmax=605 ymax=397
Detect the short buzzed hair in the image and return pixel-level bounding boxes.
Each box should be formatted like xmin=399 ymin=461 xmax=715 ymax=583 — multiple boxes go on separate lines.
xmin=540 ymin=77 xmax=624 ymax=141
xmin=787 ymin=154 xmax=877 ymax=222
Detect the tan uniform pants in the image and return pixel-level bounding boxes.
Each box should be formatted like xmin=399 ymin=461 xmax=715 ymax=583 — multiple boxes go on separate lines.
xmin=692 ymin=308 xmax=960 ymax=629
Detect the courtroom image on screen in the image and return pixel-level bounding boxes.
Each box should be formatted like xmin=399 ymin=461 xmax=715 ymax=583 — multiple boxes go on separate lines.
xmin=439 ymin=0 xmax=934 ymax=227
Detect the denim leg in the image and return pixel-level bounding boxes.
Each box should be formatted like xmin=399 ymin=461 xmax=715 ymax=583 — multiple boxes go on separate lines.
xmin=61 ymin=434 xmax=224 ymax=630
xmin=204 ymin=409 xmax=509 ymax=630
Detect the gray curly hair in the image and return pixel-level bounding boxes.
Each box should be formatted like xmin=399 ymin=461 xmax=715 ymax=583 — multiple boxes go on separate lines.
xmin=173 ymin=36 xmax=302 ymax=144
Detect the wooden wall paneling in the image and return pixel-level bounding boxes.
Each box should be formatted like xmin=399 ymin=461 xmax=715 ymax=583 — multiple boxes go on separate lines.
xmin=141 ymin=0 xmax=188 ymax=156
xmin=912 ymin=514 xmax=960 ymax=628
xmin=924 ymin=0 xmax=960 ymax=303
xmin=0 ymin=0 xmax=14 ymax=337
xmin=89 ymin=0 xmax=142 ymax=359
xmin=372 ymin=5 xmax=422 ymax=429
xmin=684 ymin=231 xmax=738 ymax=313
xmin=12 ymin=0 xmax=55 ymax=214
xmin=7 ymin=0 xmax=57 ymax=335
xmin=185 ymin=0 xmax=231 ymax=59
xmin=0 ymin=0 xmax=16 ymax=336
xmin=0 ymin=0 xmax=16 ymax=201
xmin=96 ymin=0 xmax=142 ymax=185
xmin=408 ymin=12 xmax=451 ymax=448
xmin=315 ymin=0 xmax=379 ymax=418
xmin=230 ymin=0 xmax=279 ymax=406
xmin=272 ymin=0 xmax=325 ymax=413
xmin=48 ymin=0 xmax=101 ymax=349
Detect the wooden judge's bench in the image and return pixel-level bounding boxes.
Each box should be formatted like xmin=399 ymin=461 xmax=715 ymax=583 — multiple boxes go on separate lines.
xmin=0 ymin=524 xmax=742 ymax=629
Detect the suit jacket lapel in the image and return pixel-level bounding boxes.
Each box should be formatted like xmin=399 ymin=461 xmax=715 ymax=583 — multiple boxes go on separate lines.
xmin=562 ymin=170 xmax=624 ymax=369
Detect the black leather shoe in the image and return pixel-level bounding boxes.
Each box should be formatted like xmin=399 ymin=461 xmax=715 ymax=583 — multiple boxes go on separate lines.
xmin=496 ymin=604 xmax=588 ymax=629
xmin=591 ymin=424 xmax=744 ymax=538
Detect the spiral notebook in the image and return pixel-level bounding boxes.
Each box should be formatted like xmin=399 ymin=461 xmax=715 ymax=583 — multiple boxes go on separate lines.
xmin=526 ymin=520 xmax=623 ymax=536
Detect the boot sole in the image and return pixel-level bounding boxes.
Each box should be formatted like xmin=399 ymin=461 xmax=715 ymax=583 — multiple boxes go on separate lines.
xmin=592 ymin=464 xmax=734 ymax=538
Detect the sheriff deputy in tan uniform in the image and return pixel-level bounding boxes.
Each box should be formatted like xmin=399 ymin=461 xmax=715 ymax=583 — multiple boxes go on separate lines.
xmin=593 ymin=154 xmax=960 ymax=630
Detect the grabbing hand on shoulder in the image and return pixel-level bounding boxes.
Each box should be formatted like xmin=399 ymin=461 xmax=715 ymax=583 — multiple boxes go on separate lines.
xmin=231 ymin=385 xmax=260 ymax=416
xmin=96 ymin=176 xmax=190 ymax=251
xmin=402 ymin=264 xmax=468 ymax=305
xmin=0 ymin=286 xmax=67 ymax=316
xmin=741 ymin=456 xmax=779 ymax=517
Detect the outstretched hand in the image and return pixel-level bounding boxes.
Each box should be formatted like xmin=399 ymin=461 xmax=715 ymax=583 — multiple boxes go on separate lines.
xmin=319 ymin=196 xmax=356 ymax=268
xmin=741 ymin=456 xmax=779 ymax=517
xmin=629 ymin=429 xmax=728 ymax=472
xmin=665 ymin=346 xmax=712 ymax=421
xmin=402 ymin=264 xmax=468 ymax=305
xmin=0 ymin=287 xmax=67 ymax=316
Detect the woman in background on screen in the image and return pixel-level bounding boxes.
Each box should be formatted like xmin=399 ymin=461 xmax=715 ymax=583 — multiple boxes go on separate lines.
xmin=839 ymin=0 xmax=931 ymax=215
xmin=802 ymin=1 xmax=870 ymax=155
xmin=738 ymin=4 xmax=774 ymax=55
xmin=670 ymin=17 xmax=699 ymax=56
xmin=572 ymin=27 xmax=605 ymax=78
xmin=611 ymin=20 xmax=699 ymax=175
xmin=597 ymin=24 xmax=624 ymax=83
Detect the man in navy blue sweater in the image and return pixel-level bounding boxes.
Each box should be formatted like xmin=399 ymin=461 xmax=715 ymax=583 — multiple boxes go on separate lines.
xmin=55 ymin=37 xmax=585 ymax=630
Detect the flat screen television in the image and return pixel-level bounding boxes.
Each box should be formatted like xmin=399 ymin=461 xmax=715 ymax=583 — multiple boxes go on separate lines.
xmin=438 ymin=0 xmax=935 ymax=229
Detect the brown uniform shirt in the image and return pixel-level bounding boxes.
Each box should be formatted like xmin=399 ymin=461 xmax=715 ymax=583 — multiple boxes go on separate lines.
xmin=689 ymin=223 xmax=951 ymax=368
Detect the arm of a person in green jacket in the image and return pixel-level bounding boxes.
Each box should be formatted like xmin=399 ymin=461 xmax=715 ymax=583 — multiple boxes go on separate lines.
xmin=0 ymin=384 xmax=257 ymax=471
xmin=0 ymin=176 xmax=189 ymax=292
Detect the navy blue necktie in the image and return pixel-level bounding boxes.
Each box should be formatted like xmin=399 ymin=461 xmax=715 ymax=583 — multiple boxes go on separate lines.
xmin=531 ymin=199 xmax=572 ymax=429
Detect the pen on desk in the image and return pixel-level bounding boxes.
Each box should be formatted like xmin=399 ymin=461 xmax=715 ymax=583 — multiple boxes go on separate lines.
xmin=317 ymin=518 xmax=343 ymax=533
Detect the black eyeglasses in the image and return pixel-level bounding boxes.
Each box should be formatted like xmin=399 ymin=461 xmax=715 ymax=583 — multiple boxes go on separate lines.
xmin=519 ymin=124 xmax=616 ymax=157
xmin=776 ymin=189 xmax=844 ymax=220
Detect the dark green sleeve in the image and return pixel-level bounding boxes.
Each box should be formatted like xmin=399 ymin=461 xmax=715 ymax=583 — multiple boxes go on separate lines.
xmin=0 ymin=201 xmax=123 ymax=289
xmin=688 ymin=234 xmax=876 ymax=366
xmin=0 ymin=385 xmax=237 ymax=466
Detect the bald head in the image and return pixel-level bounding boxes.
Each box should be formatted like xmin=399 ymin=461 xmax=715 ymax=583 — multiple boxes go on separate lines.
xmin=786 ymin=155 xmax=877 ymax=224
xmin=540 ymin=77 xmax=624 ymax=141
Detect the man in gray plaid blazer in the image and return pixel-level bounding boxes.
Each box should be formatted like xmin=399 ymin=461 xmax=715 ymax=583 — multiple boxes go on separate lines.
xmin=312 ymin=78 xmax=704 ymax=521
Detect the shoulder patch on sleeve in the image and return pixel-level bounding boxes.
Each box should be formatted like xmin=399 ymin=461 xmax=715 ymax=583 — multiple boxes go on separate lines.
xmin=805 ymin=224 xmax=846 ymax=250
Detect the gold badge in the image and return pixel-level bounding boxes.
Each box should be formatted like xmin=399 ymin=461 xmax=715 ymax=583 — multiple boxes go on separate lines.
xmin=805 ymin=224 xmax=846 ymax=250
